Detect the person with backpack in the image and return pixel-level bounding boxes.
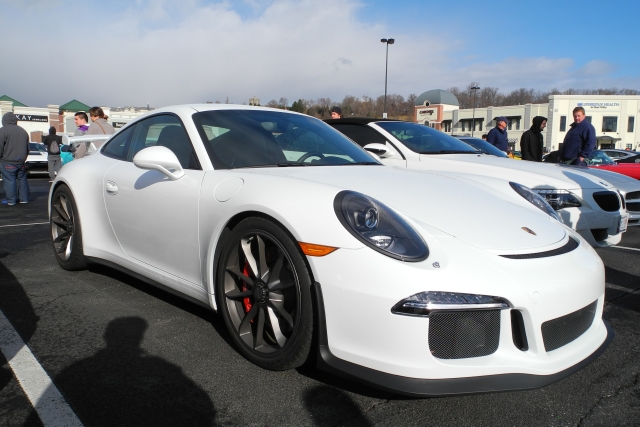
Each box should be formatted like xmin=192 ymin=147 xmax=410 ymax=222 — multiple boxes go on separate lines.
xmin=75 ymin=107 xmax=115 ymax=158
xmin=42 ymin=126 xmax=62 ymax=180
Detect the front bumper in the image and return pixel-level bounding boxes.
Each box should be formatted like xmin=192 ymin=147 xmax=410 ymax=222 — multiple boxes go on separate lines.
xmin=309 ymin=230 xmax=610 ymax=396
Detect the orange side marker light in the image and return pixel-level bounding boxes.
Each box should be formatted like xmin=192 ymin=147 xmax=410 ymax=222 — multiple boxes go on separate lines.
xmin=298 ymin=242 xmax=338 ymax=257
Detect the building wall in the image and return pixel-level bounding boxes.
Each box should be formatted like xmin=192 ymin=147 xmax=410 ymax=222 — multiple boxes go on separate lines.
xmin=441 ymin=95 xmax=640 ymax=152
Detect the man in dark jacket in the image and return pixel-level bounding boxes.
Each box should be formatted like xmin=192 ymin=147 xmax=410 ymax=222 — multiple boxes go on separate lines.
xmin=486 ymin=116 xmax=509 ymax=152
xmin=42 ymin=126 xmax=62 ymax=180
xmin=0 ymin=112 xmax=30 ymax=205
xmin=559 ymin=107 xmax=595 ymax=165
xmin=520 ymin=116 xmax=547 ymax=161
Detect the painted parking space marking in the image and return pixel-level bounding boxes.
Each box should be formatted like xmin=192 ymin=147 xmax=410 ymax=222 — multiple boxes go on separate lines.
xmin=611 ymin=245 xmax=640 ymax=253
xmin=606 ymin=283 xmax=637 ymax=293
xmin=0 ymin=310 xmax=83 ymax=427
xmin=0 ymin=222 xmax=49 ymax=229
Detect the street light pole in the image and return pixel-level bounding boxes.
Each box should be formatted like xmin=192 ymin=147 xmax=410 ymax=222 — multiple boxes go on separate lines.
xmin=471 ymin=86 xmax=480 ymax=137
xmin=381 ymin=38 xmax=394 ymax=119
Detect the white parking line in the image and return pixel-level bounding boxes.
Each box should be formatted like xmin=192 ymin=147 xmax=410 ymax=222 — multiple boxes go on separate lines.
xmin=606 ymin=283 xmax=636 ymax=293
xmin=611 ymin=245 xmax=640 ymax=253
xmin=0 ymin=222 xmax=49 ymax=229
xmin=0 ymin=310 xmax=83 ymax=427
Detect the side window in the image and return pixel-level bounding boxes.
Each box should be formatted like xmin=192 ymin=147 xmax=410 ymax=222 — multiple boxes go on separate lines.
xmin=331 ymin=124 xmax=387 ymax=147
xmin=130 ymin=115 xmax=201 ymax=170
xmin=101 ymin=125 xmax=135 ymax=161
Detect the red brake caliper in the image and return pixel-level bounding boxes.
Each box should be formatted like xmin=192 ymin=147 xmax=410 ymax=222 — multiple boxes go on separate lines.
xmin=242 ymin=261 xmax=252 ymax=313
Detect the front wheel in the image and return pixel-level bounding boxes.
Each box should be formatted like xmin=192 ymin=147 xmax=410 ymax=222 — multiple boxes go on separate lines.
xmin=217 ymin=217 xmax=313 ymax=370
xmin=50 ymin=185 xmax=87 ymax=270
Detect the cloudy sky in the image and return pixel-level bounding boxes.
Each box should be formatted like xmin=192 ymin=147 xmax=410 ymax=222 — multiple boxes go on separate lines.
xmin=1 ymin=0 xmax=638 ymax=108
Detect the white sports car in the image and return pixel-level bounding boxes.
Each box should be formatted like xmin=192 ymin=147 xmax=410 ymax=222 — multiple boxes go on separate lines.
xmin=326 ymin=118 xmax=628 ymax=248
xmin=49 ymin=105 xmax=612 ymax=396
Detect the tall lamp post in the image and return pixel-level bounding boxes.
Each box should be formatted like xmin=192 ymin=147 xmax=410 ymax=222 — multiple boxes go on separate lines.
xmin=470 ymin=86 xmax=480 ymax=137
xmin=381 ymin=38 xmax=394 ymax=119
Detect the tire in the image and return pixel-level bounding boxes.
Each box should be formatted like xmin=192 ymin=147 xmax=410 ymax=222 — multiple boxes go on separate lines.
xmin=216 ymin=217 xmax=313 ymax=370
xmin=50 ymin=185 xmax=87 ymax=270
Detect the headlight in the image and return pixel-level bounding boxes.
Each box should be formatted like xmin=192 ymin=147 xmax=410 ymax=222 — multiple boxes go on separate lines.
xmin=334 ymin=190 xmax=428 ymax=262
xmin=533 ymin=189 xmax=581 ymax=210
xmin=391 ymin=291 xmax=512 ymax=317
xmin=510 ymin=182 xmax=562 ymax=221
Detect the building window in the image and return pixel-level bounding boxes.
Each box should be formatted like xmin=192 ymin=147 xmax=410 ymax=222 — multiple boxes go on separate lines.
xmin=461 ymin=121 xmax=466 ymax=132
xmin=507 ymin=118 xmax=520 ymax=131
xmin=442 ymin=120 xmax=452 ymax=132
xmin=585 ymin=116 xmax=592 ymax=124
xmin=560 ymin=116 xmax=566 ymax=131
xmin=602 ymin=116 xmax=617 ymax=132
xmin=628 ymin=116 xmax=635 ymax=132
xmin=627 ymin=144 xmax=633 ymax=150
xmin=475 ymin=119 xmax=483 ymax=131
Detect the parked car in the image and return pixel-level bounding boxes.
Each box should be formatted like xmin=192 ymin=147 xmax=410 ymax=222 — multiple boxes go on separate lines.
xmin=26 ymin=142 xmax=48 ymax=175
xmin=49 ymin=105 xmax=611 ymax=397
xmin=326 ymin=118 xmax=628 ymax=248
xmin=600 ymin=149 xmax=640 ymax=163
xmin=587 ymin=150 xmax=640 ymax=179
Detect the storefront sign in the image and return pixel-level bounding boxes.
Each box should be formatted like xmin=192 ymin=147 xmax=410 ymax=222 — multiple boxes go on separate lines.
xmin=577 ymin=102 xmax=620 ymax=110
xmin=112 ymin=122 xmax=128 ymax=128
xmin=417 ymin=109 xmax=434 ymax=116
xmin=15 ymin=114 xmax=48 ymax=122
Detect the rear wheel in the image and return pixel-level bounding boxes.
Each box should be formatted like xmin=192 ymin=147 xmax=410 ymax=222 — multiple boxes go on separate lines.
xmin=217 ymin=217 xmax=313 ymax=370
xmin=50 ymin=185 xmax=87 ymax=270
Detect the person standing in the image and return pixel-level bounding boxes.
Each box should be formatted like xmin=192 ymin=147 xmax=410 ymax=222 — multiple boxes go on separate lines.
xmin=559 ymin=107 xmax=596 ymax=165
xmin=75 ymin=107 xmax=115 ymax=158
xmin=0 ymin=113 xmax=30 ymax=205
xmin=486 ymin=116 xmax=509 ymax=153
xmin=330 ymin=106 xmax=343 ymax=119
xmin=520 ymin=116 xmax=547 ymax=162
xmin=73 ymin=112 xmax=90 ymax=136
xmin=42 ymin=126 xmax=62 ymax=181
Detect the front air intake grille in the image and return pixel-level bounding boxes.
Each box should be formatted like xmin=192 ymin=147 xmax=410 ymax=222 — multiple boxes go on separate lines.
xmin=541 ymin=300 xmax=597 ymax=352
xmin=428 ymin=310 xmax=500 ymax=359
xmin=511 ymin=310 xmax=529 ymax=351
xmin=500 ymin=237 xmax=579 ymax=259
xmin=626 ymin=191 xmax=640 ymax=200
xmin=591 ymin=228 xmax=609 ymax=242
xmin=626 ymin=191 xmax=640 ymax=212
xmin=592 ymin=191 xmax=620 ymax=212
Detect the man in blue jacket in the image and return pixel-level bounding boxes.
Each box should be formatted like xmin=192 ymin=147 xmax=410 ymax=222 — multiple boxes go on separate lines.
xmin=559 ymin=107 xmax=595 ymax=165
xmin=487 ymin=116 xmax=509 ymax=153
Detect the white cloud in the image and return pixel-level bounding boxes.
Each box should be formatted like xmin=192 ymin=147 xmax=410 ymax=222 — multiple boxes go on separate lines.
xmin=0 ymin=0 xmax=637 ymax=108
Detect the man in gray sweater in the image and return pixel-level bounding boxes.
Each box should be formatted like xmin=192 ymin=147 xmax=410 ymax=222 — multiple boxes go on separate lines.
xmin=0 ymin=112 xmax=30 ymax=205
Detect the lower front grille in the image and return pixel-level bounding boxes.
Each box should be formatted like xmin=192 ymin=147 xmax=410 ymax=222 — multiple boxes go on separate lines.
xmin=591 ymin=228 xmax=609 ymax=242
xmin=626 ymin=201 xmax=640 ymax=213
xmin=541 ymin=300 xmax=598 ymax=352
xmin=428 ymin=310 xmax=500 ymax=359
xmin=592 ymin=191 xmax=620 ymax=212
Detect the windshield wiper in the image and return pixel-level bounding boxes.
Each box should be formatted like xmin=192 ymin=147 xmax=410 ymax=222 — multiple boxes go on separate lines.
xmin=436 ymin=150 xmax=480 ymax=154
xmin=277 ymin=162 xmax=309 ymax=167
xmin=347 ymin=161 xmax=381 ymax=165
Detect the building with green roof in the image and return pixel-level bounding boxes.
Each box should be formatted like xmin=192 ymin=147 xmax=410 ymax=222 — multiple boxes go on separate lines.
xmin=59 ymin=99 xmax=91 ymax=112
xmin=0 ymin=95 xmax=27 ymax=107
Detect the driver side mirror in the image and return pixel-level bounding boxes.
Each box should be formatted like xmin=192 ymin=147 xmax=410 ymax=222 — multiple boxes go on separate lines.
xmin=364 ymin=143 xmax=394 ymax=159
xmin=133 ymin=146 xmax=185 ymax=180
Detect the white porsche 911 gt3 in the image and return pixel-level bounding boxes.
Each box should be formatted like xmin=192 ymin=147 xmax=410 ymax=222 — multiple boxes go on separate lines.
xmin=49 ymin=105 xmax=612 ymax=396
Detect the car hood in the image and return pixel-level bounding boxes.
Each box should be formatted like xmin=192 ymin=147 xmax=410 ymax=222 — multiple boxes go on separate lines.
xmin=244 ymin=166 xmax=566 ymax=253
xmin=416 ymin=154 xmax=613 ymax=192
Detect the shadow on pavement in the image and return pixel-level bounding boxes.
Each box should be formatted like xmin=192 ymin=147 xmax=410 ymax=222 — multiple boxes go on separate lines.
xmin=303 ymin=384 xmax=373 ymax=427
xmin=26 ymin=316 xmax=217 ymax=426
xmin=605 ymin=266 xmax=640 ymax=314
xmin=0 ymin=260 xmax=40 ymax=345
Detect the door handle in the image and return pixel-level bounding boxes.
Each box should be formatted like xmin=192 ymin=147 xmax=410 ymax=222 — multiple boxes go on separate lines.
xmin=106 ymin=181 xmax=118 ymax=195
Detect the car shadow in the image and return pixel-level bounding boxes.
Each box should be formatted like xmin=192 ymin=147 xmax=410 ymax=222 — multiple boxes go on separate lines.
xmin=24 ymin=316 xmax=217 ymax=426
xmin=303 ymin=384 xmax=374 ymax=426
xmin=604 ymin=266 xmax=640 ymax=314
xmin=0 ymin=260 xmax=40 ymax=345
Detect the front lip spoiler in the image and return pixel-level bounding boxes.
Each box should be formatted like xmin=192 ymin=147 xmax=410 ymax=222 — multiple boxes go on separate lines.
xmin=313 ymin=282 xmax=614 ymax=397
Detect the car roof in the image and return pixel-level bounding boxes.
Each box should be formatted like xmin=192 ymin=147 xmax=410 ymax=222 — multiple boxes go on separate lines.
xmin=324 ymin=117 xmax=405 ymax=125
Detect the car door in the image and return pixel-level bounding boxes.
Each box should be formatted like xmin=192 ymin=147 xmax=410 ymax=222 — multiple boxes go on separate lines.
xmin=103 ymin=114 xmax=205 ymax=287
xmin=329 ymin=123 xmax=407 ymax=167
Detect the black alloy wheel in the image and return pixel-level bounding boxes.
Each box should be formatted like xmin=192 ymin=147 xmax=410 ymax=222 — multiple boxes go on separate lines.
xmin=217 ymin=218 xmax=313 ymax=370
xmin=50 ymin=185 xmax=87 ymax=270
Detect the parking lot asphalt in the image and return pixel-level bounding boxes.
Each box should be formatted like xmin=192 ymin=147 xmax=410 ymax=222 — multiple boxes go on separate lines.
xmin=1 ymin=176 xmax=639 ymax=427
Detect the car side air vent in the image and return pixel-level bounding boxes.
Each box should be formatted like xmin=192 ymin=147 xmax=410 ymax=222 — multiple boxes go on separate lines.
xmin=511 ymin=310 xmax=528 ymax=351
xmin=592 ymin=191 xmax=620 ymax=212
xmin=500 ymin=237 xmax=579 ymax=259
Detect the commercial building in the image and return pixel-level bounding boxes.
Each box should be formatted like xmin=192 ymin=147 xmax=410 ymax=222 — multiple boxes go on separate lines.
xmin=414 ymin=91 xmax=640 ymax=152
xmin=0 ymin=95 xmax=150 ymax=141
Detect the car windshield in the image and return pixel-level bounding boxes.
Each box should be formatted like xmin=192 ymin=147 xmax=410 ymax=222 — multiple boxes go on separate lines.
xmin=375 ymin=122 xmax=479 ymax=154
xmin=456 ymin=137 xmax=508 ymax=158
xmin=588 ymin=150 xmax=616 ymax=165
xmin=29 ymin=143 xmax=46 ymax=153
xmin=193 ymin=110 xmax=380 ymax=169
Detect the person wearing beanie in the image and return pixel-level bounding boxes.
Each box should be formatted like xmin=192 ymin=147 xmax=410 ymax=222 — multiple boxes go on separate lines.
xmin=330 ymin=106 xmax=343 ymax=119
xmin=0 ymin=113 xmax=30 ymax=205
xmin=42 ymin=126 xmax=63 ymax=180
xmin=486 ymin=116 xmax=509 ymax=153
xmin=520 ymin=116 xmax=547 ymax=162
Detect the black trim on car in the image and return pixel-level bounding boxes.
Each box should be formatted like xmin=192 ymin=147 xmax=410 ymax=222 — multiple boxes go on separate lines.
xmin=500 ymin=237 xmax=579 ymax=259
xmin=313 ymin=281 xmax=614 ymax=397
